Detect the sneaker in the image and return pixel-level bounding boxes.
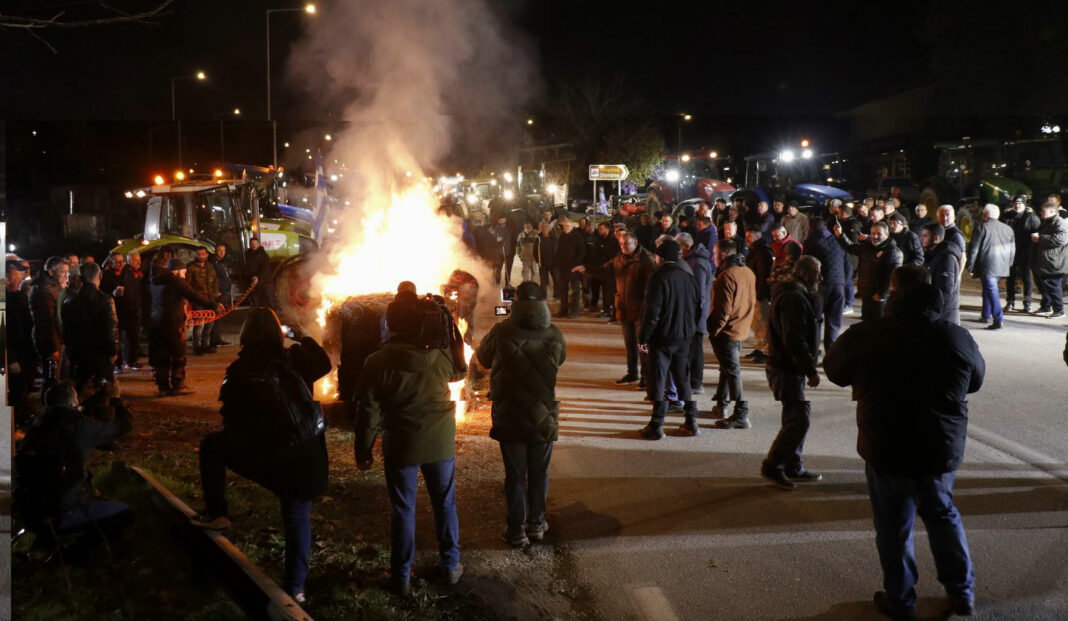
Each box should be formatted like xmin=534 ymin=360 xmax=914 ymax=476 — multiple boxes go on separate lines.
xmin=639 ymin=424 xmax=664 ymax=440
xmin=1033 ymin=307 xmax=1053 ymax=316
xmin=873 ymin=591 xmax=916 ymax=620
xmin=526 ymin=521 xmax=550 ymax=542
xmin=948 ymin=595 xmax=975 ymax=616
xmin=760 ymin=468 xmax=796 ymax=490
xmin=750 ymin=352 xmax=768 ymax=364
xmin=743 ymin=350 xmax=759 ymax=360
xmin=1003 ymin=302 xmax=1016 ymax=312
xmin=615 ymin=373 xmax=639 ymax=385
xmin=715 ymin=415 xmax=751 ymax=430
xmin=502 ymin=531 xmax=530 ymax=549
xmin=190 ymin=512 xmax=232 ymax=530
xmin=677 ymin=421 xmax=700 ymax=436
xmin=1051 ymin=310 xmax=1065 ymax=319
xmin=293 ymin=592 xmax=307 ymax=605
xmin=444 ymin=562 xmax=464 ymax=586
xmin=985 ymin=321 xmax=1002 ymax=330
xmin=379 ymin=575 xmax=411 ymax=597
xmin=667 ymin=401 xmax=685 ymax=413
xmin=842 ymin=307 xmax=855 ymax=316
xmin=787 ymin=469 xmax=823 ymax=482
xmin=690 ymin=385 xmax=705 ymax=395
xmin=113 ymin=365 xmax=123 ymax=375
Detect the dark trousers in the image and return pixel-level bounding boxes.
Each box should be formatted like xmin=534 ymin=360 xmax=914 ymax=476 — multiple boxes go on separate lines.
xmin=865 ymin=464 xmax=974 ymax=612
xmin=1038 ymin=273 xmax=1065 ymax=312
xmin=191 ymin=320 xmax=214 ymax=351
xmin=253 ymin=280 xmax=275 ymax=310
xmin=588 ymin=275 xmax=601 ymax=309
xmin=149 ymin=322 xmax=187 ymax=389
xmin=648 ymin=339 xmax=695 ymax=425
xmin=281 ymin=498 xmax=313 ymax=595
xmin=979 ymin=277 xmax=1003 ymax=322
xmin=384 ymin=457 xmax=460 ymax=581
xmin=556 ymin=268 xmax=583 ymax=316
xmin=710 ymin=336 xmax=746 ymax=413
xmin=620 ymin=320 xmax=643 ymax=378
xmin=821 ymin=284 xmax=845 ymax=353
xmin=118 ymin=313 xmax=141 ymax=366
xmin=1006 ymin=262 xmax=1032 ymax=308
xmin=499 ymin=442 xmax=553 ymax=538
xmin=539 ymin=265 xmax=557 ymax=299
xmin=762 ymin=366 xmax=811 ymax=474
xmin=688 ymin=332 xmax=705 ymax=390
xmin=861 ymin=295 xmax=885 ymax=322
xmin=600 ymin=277 xmax=616 ymax=315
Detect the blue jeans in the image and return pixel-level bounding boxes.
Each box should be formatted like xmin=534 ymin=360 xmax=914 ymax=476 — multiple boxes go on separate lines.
xmin=621 ymin=320 xmax=641 ymax=378
xmin=979 ymin=277 xmax=1002 ymax=322
xmin=820 ymin=283 xmax=845 ymax=353
xmin=499 ymin=442 xmax=553 ymax=538
xmin=384 ymin=457 xmax=460 ymax=581
xmin=281 ymin=498 xmax=313 ymax=595
xmin=865 ymin=464 xmax=974 ymax=612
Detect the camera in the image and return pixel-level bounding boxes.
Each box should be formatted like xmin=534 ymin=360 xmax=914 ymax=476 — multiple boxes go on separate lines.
xmin=494 ymin=305 xmax=510 ymax=316
xmin=500 ymin=286 xmax=516 ymax=302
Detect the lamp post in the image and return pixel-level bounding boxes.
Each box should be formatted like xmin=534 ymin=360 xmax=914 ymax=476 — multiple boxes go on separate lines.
xmin=215 ymin=108 xmax=241 ymax=162
xmin=266 ymin=3 xmax=316 ymax=169
xmin=677 ymin=113 xmax=692 ymax=156
xmin=171 ymin=71 xmax=207 ymax=167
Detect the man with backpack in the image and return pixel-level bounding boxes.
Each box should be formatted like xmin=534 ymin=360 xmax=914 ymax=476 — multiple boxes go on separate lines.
xmin=355 ymin=287 xmax=468 ymax=596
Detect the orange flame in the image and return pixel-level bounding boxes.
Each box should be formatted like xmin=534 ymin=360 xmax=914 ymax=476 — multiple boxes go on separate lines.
xmin=448 ymin=318 xmax=474 ymax=422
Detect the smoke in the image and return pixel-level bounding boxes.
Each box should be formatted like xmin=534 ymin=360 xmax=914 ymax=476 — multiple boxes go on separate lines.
xmin=286 ymin=0 xmax=540 ymax=190
xmin=284 ymin=0 xmax=542 ymax=316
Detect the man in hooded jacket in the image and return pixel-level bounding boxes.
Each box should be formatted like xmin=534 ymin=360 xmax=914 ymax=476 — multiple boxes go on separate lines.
xmin=823 ymin=266 xmax=983 ymax=620
xmin=922 ymin=224 xmax=963 ymax=325
xmin=477 ymin=281 xmax=566 ymax=549
xmin=678 ymin=232 xmax=713 ymax=395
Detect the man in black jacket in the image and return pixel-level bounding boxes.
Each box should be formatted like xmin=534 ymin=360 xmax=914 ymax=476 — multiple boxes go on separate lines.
xmin=637 ymin=238 xmax=701 ymax=439
xmin=101 ymin=252 xmax=144 ymax=370
xmin=555 ymin=219 xmax=586 ymax=318
xmin=592 ymin=223 xmax=621 ymax=318
xmin=149 ymin=248 xmax=222 ymax=396
xmin=803 ymin=216 xmax=848 ymax=355
xmin=245 ymin=236 xmax=275 ymax=310
xmin=922 ymin=224 xmax=963 ymax=325
xmin=745 ymin=229 xmax=774 ymax=363
xmin=61 ymin=262 xmax=119 ymax=390
xmin=1002 ymin=194 xmax=1040 ymax=312
xmin=210 ymin=243 xmax=233 ymax=346
xmin=823 ymin=268 xmax=983 ymax=620
xmin=888 ymin=213 xmax=924 ymax=266
xmin=30 ymin=256 xmax=70 ymax=395
xmin=760 ymin=256 xmax=823 ymax=489
xmin=6 ymin=259 xmax=36 ymax=424
xmin=835 ymin=220 xmax=903 ymax=321
xmin=536 ymin=221 xmax=558 ymax=299
xmin=477 ymin=281 xmax=566 ymax=548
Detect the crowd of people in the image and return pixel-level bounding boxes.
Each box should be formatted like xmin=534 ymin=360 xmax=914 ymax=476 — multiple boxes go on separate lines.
xmin=8 ymin=189 xmax=1068 ymax=615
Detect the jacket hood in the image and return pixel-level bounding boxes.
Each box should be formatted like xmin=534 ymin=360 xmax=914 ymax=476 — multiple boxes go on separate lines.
xmin=686 ymin=243 xmax=711 ymax=261
xmin=717 ymin=253 xmax=746 ymax=273
xmin=510 ymin=299 xmax=552 ymax=330
xmin=773 ymin=277 xmax=810 ymax=301
xmin=885 ymin=282 xmax=944 ymax=322
xmin=387 ymin=342 xmax=446 ymax=371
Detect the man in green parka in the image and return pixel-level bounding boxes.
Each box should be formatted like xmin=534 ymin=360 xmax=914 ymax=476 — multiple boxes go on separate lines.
xmin=477 ymin=281 xmax=567 ymax=548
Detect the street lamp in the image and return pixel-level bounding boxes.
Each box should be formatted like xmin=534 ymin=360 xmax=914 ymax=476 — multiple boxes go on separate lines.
xmin=171 ymin=71 xmax=207 ymax=167
xmin=267 ymin=4 xmax=317 ymax=168
xmin=215 ymin=107 xmax=242 ymax=163
xmin=678 ymin=113 xmax=692 ymax=155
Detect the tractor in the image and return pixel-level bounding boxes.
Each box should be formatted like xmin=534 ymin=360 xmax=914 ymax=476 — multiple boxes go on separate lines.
xmin=645 ymin=153 xmax=736 ymax=216
xmin=730 ymin=145 xmax=852 ymax=212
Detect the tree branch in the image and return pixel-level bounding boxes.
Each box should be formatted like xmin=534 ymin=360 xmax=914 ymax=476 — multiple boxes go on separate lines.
xmin=0 ymin=0 xmax=175 ymax=29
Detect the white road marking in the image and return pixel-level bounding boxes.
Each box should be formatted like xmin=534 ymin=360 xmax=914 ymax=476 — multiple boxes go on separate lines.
xmin=631 ymin=585 xmax=681 ymax=621
xmin=968 ymin=424 xmax=1068 ymax=482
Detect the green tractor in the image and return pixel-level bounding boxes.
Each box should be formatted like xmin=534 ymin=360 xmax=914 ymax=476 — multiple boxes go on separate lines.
xmin=112 ymin=168 xmax=322 ymax=323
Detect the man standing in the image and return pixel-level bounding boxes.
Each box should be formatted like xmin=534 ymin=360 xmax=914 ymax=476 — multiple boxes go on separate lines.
xmin=824 ymin=267 xmax=984 ymax=620
xmin=6 ymin=259 xmax=36 ymax=422
xmin=1031 ymin=201 xmax=1068 ymax=318
xmin=922 ymin=224 xmax=963 ymax=325
xmin=723 ymin=221 xmax=748 ymax=259
xmin=1002 ymin=194 xmax=1040 ymax=312
xmin=536 ymin=221 xmax=557 ymax=300
xmin=150 ymin=248 xmax=220 ymax=396
xmin=937 ymin=205 xmax=967 ymax=254
xmin=658 ymin=213 xmax=679 ymax=237
xmin=555 ymin=219 xmax=586 ymax=319
xmin=476 ymin=282 xmax=566 ymax=549
xmin=694 ymin=216 xmax=720 ymax=265
xmin=745 ymin=228 xmax=775 ymax=364
xmin=594 ymin=223 xmax=621 ymax=319
xmin=245 ymin=236 xmax=274 ymax=309
xmin=186 ymin=247 xmax=221 ymax=355
xmin=750 ymin=201 xmax=777 ymax=238
xmin=574 ymin=233 xmax=656 ymax=386
xmin=888 ymin=213 xmax=924 ymax=266
xmin=210 ymin=243 xmax=232 ymax=347
xmin=638 ymin=238 xmax=701 ymax=439
xmin=803 ymin=216 xmax=848 ymax=355
xmin=761 ymin=256 xmax=823 ymax=489
xmin=101 ymin=252 xmax=144 ymax=370
xmin=516 ymin=221 xmax=540 ymax=285
xmin=835 ymin=221 xmax=903 ymax=321
xmin=781 ymin=201 xmax=809 ymax=244
xmin=678 ymin=233 xmax=713 ymax=395
xmin=61 ymin=263 xmax=119 ymax=390
xmin=910 ymin=203 xmax=933 ymax=232
xmin=355 ymin=289 xmax=467 ymax=595
xmin=966 ymin=204 xmax=1015 ymax=329
xmin=30 ymin=256 xmax=70 ymax=394
xmin=707 ymin=240 xmax=756 ymax=428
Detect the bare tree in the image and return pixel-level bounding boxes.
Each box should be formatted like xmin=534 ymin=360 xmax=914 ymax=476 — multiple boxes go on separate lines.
xmin=0 ymin=1 xmax=175 ymax=52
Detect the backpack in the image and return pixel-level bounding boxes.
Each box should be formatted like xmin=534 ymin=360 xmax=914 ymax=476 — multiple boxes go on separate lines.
xmin=260 ymin=360 xmax=328 ymax=447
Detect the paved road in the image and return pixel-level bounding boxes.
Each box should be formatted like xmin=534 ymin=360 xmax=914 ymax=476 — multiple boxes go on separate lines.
xmin=543 ymin=282 xmax=1068 ymax=621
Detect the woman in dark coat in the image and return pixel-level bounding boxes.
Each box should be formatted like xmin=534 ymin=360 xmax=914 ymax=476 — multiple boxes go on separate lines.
xmin=191 ymin=307 xmax=331 ymax=604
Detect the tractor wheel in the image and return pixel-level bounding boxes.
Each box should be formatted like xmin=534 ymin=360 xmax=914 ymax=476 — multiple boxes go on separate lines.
xmin=646 ymin=188 xmax=665 ymax=216
xmin=273 ymin=256 xmax=320 ymax=327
